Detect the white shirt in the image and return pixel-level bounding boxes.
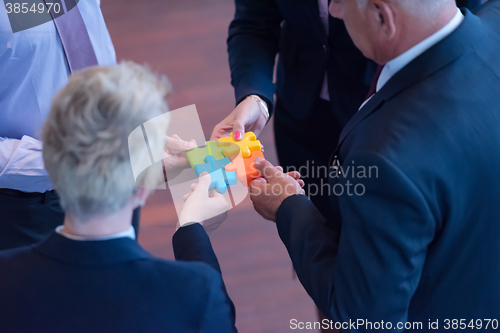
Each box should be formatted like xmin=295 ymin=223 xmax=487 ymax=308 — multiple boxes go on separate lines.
xmin=56 ymin=225 xmax=136 ymax=241
xmin=377 ymin=8 xmax=464 ymax=92
xmin=0 ymin=0 xmax=116 ymax=192
xmin=359 ymin=8 xmax=464 ymax=110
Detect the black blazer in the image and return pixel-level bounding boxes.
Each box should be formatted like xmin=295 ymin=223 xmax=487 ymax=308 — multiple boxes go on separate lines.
xmin=0 ymin=224 xmax=236 ymax=333
xmin=276 ymin=3 xmax=500 ymax=329
xmin=228 ymin=0 xmax=482 ymax=122
xmin=228 ymin=0 xmax=373 ymax=121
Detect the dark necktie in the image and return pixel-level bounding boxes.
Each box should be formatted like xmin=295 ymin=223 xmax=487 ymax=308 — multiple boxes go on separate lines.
xmin=43 ymin=0 xmax=99 ymax=73
xmin=365 ymin=64 xmax=384 ymax=100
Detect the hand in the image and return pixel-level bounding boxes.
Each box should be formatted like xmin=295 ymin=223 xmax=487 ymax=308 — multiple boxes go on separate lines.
xmin=162 ymin=134 xmax=197 ymax=182
xmin=210 ymin=96 xmax=268 ymax=141
xmin=250 ymin=158 xmax=305 ymax=222
xmin=178 ymin=172 xmax=231 ymax=235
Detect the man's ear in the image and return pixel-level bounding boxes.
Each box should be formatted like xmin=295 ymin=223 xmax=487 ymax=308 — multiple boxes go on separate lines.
xmin=133 ymin=187 xmax=152 ymax=208
xmin=329 ymin=0 xmax=344 ymax=19
xmin=369 ymin=0 xmax=397 ymax=40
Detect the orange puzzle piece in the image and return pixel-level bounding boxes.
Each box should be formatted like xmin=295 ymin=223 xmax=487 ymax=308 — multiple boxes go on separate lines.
xmin=218 ymin=131 xmax=261 ymax=158
xmin=224 ymin=151 xmax=264 ymax=187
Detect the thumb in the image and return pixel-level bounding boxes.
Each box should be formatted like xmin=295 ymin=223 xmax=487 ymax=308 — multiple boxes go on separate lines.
xmin=192 ymin=172 xmax=212 ymax=197
xmin=253 ymin=157 xmax=281 ymax=181
xmin=165 ymin=135 xmax=197 ymax=154
xmin=233 ymin=110 xmax=249 ymax=141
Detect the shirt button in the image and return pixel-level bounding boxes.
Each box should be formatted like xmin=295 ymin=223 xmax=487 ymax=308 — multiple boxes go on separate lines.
xmin=323 ymin=45 xmax=327 ymax=53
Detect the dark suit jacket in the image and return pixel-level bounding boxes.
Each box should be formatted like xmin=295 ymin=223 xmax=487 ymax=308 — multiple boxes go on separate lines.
xmin=457 ymin=0 xmax=485 ymax=9
xmin=276 ymin=3 xmax=500 ymax=330
xmin=228 ymin=0 xmax=373 ymax=122
xmin=228 ymin=0 xmax=479 ymax=120
xmin=0 ymin=223 xmax=236 ymax=333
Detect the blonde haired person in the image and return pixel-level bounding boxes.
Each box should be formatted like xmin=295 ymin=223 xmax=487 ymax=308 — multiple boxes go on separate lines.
xmin=0 ymin=62 xmax=236 ymax=332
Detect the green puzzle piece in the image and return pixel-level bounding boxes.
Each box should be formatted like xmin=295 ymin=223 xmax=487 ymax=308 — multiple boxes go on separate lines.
xmin=186 ymin=141 xmax=225 ymax=169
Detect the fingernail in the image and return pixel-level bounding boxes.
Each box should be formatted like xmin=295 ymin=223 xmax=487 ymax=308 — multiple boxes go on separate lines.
xmin=234 ymin=131 xmax=243 ymax=141
xmin=251 ymin=178 xmax=265 ymax=185
xmin=200 ymin=171 xmax=209 ymax=176
xmin=254 ymin=157 xmax=264 ymax=164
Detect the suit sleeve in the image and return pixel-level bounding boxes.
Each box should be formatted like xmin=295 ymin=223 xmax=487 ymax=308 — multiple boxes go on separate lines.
xmin=172 ymin=223 xmax=236 ymax=332
xmin=228 ymin=0 xmax=283 ymax=114
xmin=199 ymin=269 xmax=236 ymax=333
xmin=173 ymin=223 xmax=222 ymax=273
xmin=276 ymin=150 xmax=436 ymax=330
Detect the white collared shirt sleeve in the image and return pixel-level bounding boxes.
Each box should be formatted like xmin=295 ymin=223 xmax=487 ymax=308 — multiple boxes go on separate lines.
xmin=0 ymin=136 xmax=52 ymax=192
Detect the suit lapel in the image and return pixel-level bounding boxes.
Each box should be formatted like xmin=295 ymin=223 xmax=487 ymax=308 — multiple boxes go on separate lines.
xmin=335 ymin=8 xmax=481 ymax=151
xmin=278 ymin=0 xmax=327 ymax=42
xmin=305 ymin=0 xmax=328 ymax=42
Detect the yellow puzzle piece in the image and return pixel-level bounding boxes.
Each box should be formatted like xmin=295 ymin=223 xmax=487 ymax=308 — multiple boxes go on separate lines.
xmin=218 ymin=132 xmax=261 ymax=159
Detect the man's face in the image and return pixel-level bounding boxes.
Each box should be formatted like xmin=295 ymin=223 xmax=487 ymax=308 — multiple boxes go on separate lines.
xmin=329 ymin=0 xmax=377 ymax=61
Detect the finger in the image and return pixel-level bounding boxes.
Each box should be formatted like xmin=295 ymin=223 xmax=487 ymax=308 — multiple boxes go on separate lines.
xmin=190 ymin=183 xmax=197 ymax=191
xmin=209 ymin=188 xmax=224 ymax=198
xmin=286 ymin=171 xmax=301 ymax=180
xmin=233 ymin=108 xmax=250 ymax=142
xmin=210 ymin=120 xmax=233 ymax=141
xmin=192 ymin=172 xmax=212 ymax=198
xmin=297 ymin=179 xmax=305 ymax=188
xmin=163 ymin=156 xmax=189 ymax=170
xmin=165 ymin=135 xmax=197 ymax=154
xmin=276 ymin=166 xmax=284 ymax=173
xmin=183 ymin=192 xmax=192 ymax=201
xmin=211 ymin=193 xmax=230 ymax=210
xmin=253 ymin=157 xmax=282 ymax=181
xmin=249 ymin=177 xmax=267 ymax=195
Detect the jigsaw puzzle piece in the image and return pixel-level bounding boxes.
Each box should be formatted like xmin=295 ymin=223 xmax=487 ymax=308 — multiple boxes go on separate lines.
xmin=218 ymin=131 xmax=261 ymax=158
xmin=217 ymin=141 xmax=241 ymax=160
xmin=213 ymin=157 xmax=237 ymax=186
xmin=186 ymin=141 xmax=225 ymax=168
xmin=194 ymin=155 xmax=236 ymax=193
xmin=209 ymin=169 xmax=228 ymax=193
xmin=209 ymin=141 xmax=225 ymax=161
xmin=225 ymin=151 xmax=264 ymax=187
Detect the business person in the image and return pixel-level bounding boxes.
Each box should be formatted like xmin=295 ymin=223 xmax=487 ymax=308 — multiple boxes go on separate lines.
xmin=0 ymin=0 xmax=141 ymax=251
xmin=211 ymin=0 xmax=374 ymax=222
xmin=0 ymin=63 xmax=236 ymax=332
xmin=250 ymin=0 xmax=500 ymax=329
xmin=212 ymin=0 xmax=486 ymax=224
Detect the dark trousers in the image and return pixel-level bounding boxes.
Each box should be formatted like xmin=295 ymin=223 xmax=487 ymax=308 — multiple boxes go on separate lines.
xmin=274 ymin=97 xmax=343 ymax=224
xmin=0 ymin=189 xmax=141 ymax=251
xmin=275 ymin=97 xmax=343 ymax=333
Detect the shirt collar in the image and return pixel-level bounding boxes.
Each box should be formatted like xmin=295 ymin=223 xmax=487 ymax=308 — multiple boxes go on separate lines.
xmin=377 ymin=8 xmax=464 ymax=93
xmin=56 ymin=225 xmax=136 ymax=241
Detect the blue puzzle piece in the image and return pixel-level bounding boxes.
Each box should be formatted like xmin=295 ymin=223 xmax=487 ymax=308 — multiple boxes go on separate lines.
xmin=194 ymin=156 xmax=237 ymax=193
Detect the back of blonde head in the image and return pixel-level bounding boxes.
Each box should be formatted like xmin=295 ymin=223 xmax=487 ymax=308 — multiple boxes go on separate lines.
xmin=42 ymin=62 xmax=171 ymax=219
